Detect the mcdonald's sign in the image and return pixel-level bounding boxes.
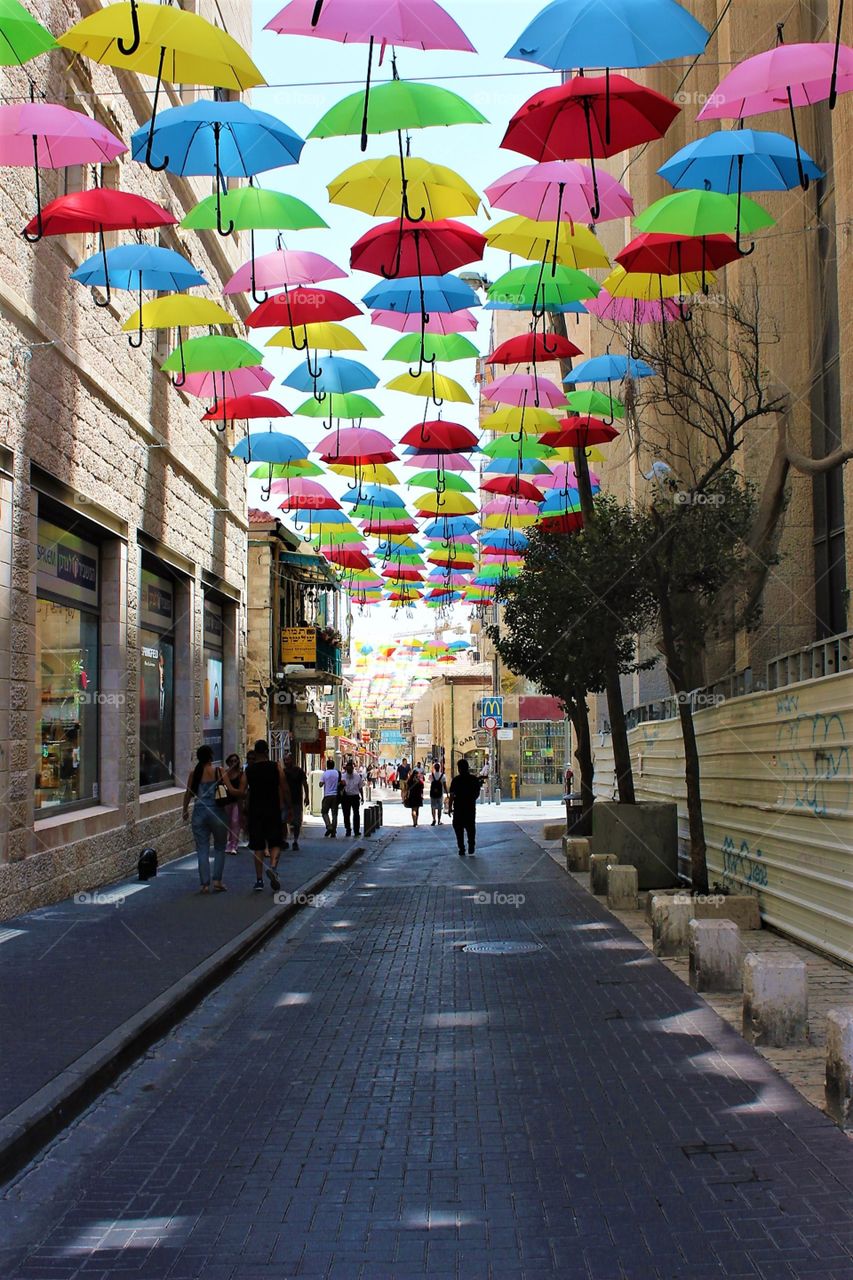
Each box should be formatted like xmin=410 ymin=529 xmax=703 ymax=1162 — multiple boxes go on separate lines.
xmin=480 ymin=696 xmax=504 ymax=729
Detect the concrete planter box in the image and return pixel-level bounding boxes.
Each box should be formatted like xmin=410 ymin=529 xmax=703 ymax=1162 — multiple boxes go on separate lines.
xmin=644 ymin=889 xmax=761 ymax=931
xmin=591 ymin=801 xmax=679 ymax=890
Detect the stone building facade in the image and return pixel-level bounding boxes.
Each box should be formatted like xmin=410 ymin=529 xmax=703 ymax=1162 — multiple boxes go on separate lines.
xmin=0 ymin=1 xmax=252 ymax=917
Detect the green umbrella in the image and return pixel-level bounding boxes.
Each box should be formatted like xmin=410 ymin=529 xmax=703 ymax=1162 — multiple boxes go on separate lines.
xmin=181 ymin=186 xmax=327 ymax=232
xmin=406 ymin=470 xmax=475 ymax=492
xmin=295 ymin=393 xmax=383 ymax=420
xmin=162 ymin=334 xmax=264 ymax=382
xmin=489 ymin=264 xmax=600 ymax=313
xmin=634 ymin=190 xmax=774 ymax=238
xmin=251 ymin=460 xmax=323 ymax=478
xmin=351 ymin=505 xmax=409 ymax=521
xmin=309 ymin=79 xmax=487 ymax=139
xmin=565 ymin=389 xmax=625 ymax=420
xmin=481 ymin=437 xmax=556 ymax=460
xmin=0 ymin=0 xmax=56 ymax=66
xmin=383 ymin=333 xmax=479 ymax=364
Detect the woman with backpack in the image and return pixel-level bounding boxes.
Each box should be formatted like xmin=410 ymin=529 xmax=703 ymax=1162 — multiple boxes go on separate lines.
xmin=182 ymin=745 xmax=231 ymax=893
xmin=428 ymin=762 xmax=448 ymax=826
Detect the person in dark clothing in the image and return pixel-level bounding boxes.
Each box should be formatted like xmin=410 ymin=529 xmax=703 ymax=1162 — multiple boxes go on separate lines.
xmin=282 ymin=751 xmax=309 ymax=850
xmin=238 ymin=740 xmax=290 ymax=892
xmin=448 ymin=758 xmax=482 ymax=856
xmin=405 ymin=769 xmax=424 ymax=826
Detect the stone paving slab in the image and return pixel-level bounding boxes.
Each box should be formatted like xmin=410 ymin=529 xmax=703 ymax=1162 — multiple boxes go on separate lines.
xmin=0 ymin=808 xmax=851 ymax=1279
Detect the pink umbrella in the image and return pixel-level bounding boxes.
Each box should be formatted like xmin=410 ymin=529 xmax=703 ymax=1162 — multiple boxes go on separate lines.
xmin=585 ymin=292 xmax=682 ymax=324
xmin=402 ymin=452 xmax=476 ymax=471
xmin=371 ymin=308 xmax=479 ymax=334
xmin=541 ymin=464 xmax=601 ymax=489
xmin=0 ymin=102 xmax=126 ymax=240
xmin=483 ymin=373 xmax=567 ymax=410
xmin=182 ymin=366 xmax=274 ymax=399
xmin=266 ymin=0 xmax=475 ymax=150
xmin=482 ymin=497 xmax=540 ymax=516
xmin=485 ymin=160 xmax=634 ymax=224
xmin=274 ymin=480 xmax=341 ymax=510
xmin=225 ymin=249 xmax=345 ymax=295
xmin=316 ymin=427 xmax=396 ymax=459
xmin=698 ymin=37 xmax=853 ymax=185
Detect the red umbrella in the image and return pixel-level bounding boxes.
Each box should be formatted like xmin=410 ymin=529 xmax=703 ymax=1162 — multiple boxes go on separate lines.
xmin=246 ymin=288 xmax=361 ymax=331
xmin=351 ymin=218 xmax=486 ymax=279
xmin=545 ymin=417 xmax=619 ymax=447
xmin=203 ymin=394 xmax=292 ymax=422
xmin=399 ymin=420 xmax=479 ymax=453
xmin=539 ymin=511 xmax=584 ymax=534
xmin=22 ymin=188 xmax=176 ymax=239
xmin=502 ymin=75 xmax=680 ymax=217
xmin=616 ymin=232 xmax=742 ymax=292
xmin=488 ymin=331 xmax=582 ymax=364
xmin=481 ymin=475 xmax=545 ymax=501
xmin=326 ymin=547 xmax=373 ymax=570
xmin=362 ymin=519 xmax=419 ymax=536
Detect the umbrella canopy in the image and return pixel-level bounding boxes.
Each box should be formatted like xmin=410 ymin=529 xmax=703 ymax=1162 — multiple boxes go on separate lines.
xmin=352 ymin=219 xmax=486 ymax=279
xmin=310 ymin=79 xmax=486 ymax=138
xmin=0 ymin=0 xmax=55 ymax=66
xmin=482 ymin=475 xmax=545 ymax=501
xmin=697 ymin=41 xmax=853 ymax=122
xmin=601 ymin=264 xmax=712 ymax=300
xmin=71 ymin=243 xmax=206 ymax=304
xmin=483 ymin=405 xmax=561 ymax=434
xmin=584 ymin=291 xmax=682 ymax=324
xmin=565 ymin=355 xmax=655 ymax=384
xmin=414 ymin=492 xmax=478 ymax=516
xmin=488 ymin=263 xmax=599 ymax=310
xmin=317 ymin=427 xmax=397 ymax=459
xmin=123 ymin=293 xmax=234 ymax=336
xmin=658 ymin=129 xmax=824 ymax=194
xmin=634 ymin=189 xmax=774 ymax=237
xmin=330 ymin=156 xmax=480 ymax=220
xmin=506 ymin=0 xmax=708 ymax=70
xmin=182 ymin=185 xmax=327 ymax=232
xmin=407 ymin=471 xmax=475 ymax=492
xmin=372 ymin=308 xmax=479 ymax=334
xmin=485 ymin=215 xmax=610 ymax=270
xmin=22 ymin=188 xmax=175 ymax=240
xmin=385 ymin=371 xmax=472 ymax=404
xmin=551 ymin=416 xmax=619 ymax=447
xmin=485 ymin=160 xmax=633 ymax=223
xmin=231 ymin=431 xmax=310 ymax=462
xmin=399 ymin=421 xmax=478 ymax=452
xmin=565 ymin=389 xmax=625 ymax=418
xmin=183 ymin=366 xmax=274 ymax=399
xmin=131 ymin=98 xmax=303 ymax=183
xmin=363 ymin=274 xmax=479 ymax=314
xmin=225 ymin=248 xmax=344 ymax=295
xmin=295 ymin=392 xmax=382 ymax=420
xmin=204 ymin=395 xmax=292 ymax=423
xmin=488 ymin=331 xmax=582 ymax=364
xmin=162 ymin=334 xmax=263 ymax=375
xmin=282 ymin=355 xmax=378 ymax=395
xmin=383 ymin=333 xmax=479 ymax=363
xmin=266 ymin=321 xmax=365 ymax=352
xmin=402 ymin=451 xmax=475 ymax=471
xmin=616 ymin=232 xmax=743 ymax=278
xmin=483 ymin=373 xmax=566 ymax=410
xmin=484 ymin=456 xmax=551 ymax=476
xmin=481 ymin=437 xmax=555 ymax=460
xmin=246 ymin=287 xmax=361 ymax=331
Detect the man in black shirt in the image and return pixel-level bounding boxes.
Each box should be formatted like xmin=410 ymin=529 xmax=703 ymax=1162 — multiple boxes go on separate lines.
xmin=282 ymin=751 xmax=309 ymax=851
xmin=448 ymin=759 xmax=482 ymax=857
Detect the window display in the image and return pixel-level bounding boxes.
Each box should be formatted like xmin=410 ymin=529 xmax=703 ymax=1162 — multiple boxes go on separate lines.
xmin=203 ymin=600 xmax=224 ymax=763
xmin=139 ymin=567 xmax=176 ymax=788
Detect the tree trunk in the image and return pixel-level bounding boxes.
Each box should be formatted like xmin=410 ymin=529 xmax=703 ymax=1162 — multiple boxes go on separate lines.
xmin=658 ymin=585 xmax=708 ymax=892
xmin=568 ymin=685 xmax=595 ymax=828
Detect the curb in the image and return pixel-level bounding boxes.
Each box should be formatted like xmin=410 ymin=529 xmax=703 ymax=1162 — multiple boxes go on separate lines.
xmin=0 ymin=836 xmax=378 ymax=1184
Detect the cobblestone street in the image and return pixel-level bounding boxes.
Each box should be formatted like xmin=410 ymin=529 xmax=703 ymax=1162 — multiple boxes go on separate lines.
xmin=2 ymin=807 xmax=851 ymax=1280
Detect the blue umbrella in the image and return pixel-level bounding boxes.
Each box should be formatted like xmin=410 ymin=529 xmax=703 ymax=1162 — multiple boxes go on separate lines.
xmin=231 ymin=431 xmax=308 ymax=462
xmin=507 ymin=0 xmax=708 ymax=71
xmin=422 ymin=516 xmax=480 ymax=538
xmin=71 ymin=243 xmax=206 ymax=317
xmin=131 ymin=99 xmax=304 ymax=235
xmin=282 ymin=354 xmax=378 ymax=401
xmin=564 ymin=355 xmax=656 ymax=384
xmin=480 ymin=529 xmax=529 ymax=551
xmin=341 ymin=484 xmax=402 ymax=509
xmin=362 ymin=274 xmax=479 ymax=315
xmin=483 ymin=457 xmax=552 ymax=476
xmin=486 ymin=299 xmax=587 ymax=314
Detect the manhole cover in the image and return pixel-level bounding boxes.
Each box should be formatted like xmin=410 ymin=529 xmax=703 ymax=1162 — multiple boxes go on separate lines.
xmin=462 ymin=941 xmax=544 ymax=956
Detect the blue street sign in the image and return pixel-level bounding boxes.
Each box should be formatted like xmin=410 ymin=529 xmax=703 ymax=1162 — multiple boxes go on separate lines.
xmin=480 ymin=696 xmax=504 ymax=729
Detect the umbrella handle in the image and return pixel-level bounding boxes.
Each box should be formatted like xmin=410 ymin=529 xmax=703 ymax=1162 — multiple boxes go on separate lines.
xmin=214 ymin=127 xmax=235 ymax=236
xmin=360 ymin=37 xmax=375 ymax=152
xmin=22 ymin=138 xmax=44 ymax=243
xmin=310 ymin=0 xmax=324 ymax=25
xmin=249 ymin=233 xmax=267 ymax=304
xmin=144 ymin=49 xmax=170 ymax=172
xmin=93 ymin=227 xmax=113 ymax=308
xmin=784 ymin=86 xmax=810 ymax=190
xmin=830 ymin=0 xmax=844 ymax=107
xmin=173 ymin=332 xmax=187 ymax=388
xmin=380 ymin=206 xmax=405 ymax=279
xmin=583 ymin=103 xmax=601 ymax=219
xmin=117 ymin=0 xmax=141 ymax=56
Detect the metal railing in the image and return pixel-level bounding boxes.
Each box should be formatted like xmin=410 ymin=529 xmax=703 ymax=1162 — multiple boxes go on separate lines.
xmin=766 ymin=631 xmax=852 ymax=690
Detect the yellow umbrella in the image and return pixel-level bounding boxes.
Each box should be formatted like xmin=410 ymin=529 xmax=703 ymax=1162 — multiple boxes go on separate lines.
xmin=328 ymin=156 xmax=480 ymax=220
xmin=58 ymin=2 xmax=264 ymax=166
xmin=386 ymin=371 xmax=472 ymax=404
xmin=266 ymin=322 xmax=365 ymax=352
xmin=413 ymin=492 xmax=478 ymax=516
xmin=122 ymin=293 xmax=234 ymax=334
xmin=482 ymin=512 xmax=538 ymax=528
xmin=327 ymin=462 xmax=400 ymax=485
xmin=601 ymin=265 xmax=714 ymax=300
xmin=485 ymin=216 xmax=610 ymax=270
xmin=547 ymin=446 xmax=607 ymax=463
xmin=482 ymin=405 xmax=561 ymax=435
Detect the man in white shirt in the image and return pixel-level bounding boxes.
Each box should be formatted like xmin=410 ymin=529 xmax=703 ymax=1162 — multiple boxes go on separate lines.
xmin=340 ymin=760 xmax=364 ymax=836
xmin=428 ymin=762 xmax=447 ymax=826
xmin=321 ymin=757 xmax=342 ymax=838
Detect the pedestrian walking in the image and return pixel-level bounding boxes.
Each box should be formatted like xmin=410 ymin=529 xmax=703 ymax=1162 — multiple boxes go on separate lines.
xmin=449 ymin=758 xmax=482 ymax=857
xmin=240 ymin=740 xmax=290 ymax=892
xmin=405 ymin=769 xmax=424 ymax=826
xmin=223 ymin=752 xmax=244 ymax=855
xmin=397 ymin=756 xmax=411 ymax=803
xmin=282 ymin=750 xmax=309 ymax=851
xmin=182 ymin=745 xmax=231 ymax=893
xmin=428 ymin=762 xmax=448 ymax=826
xmin=321 ymin=757 xmax=343 ymax=837
xmin=341 ymin=760 xmax=363 ymax=836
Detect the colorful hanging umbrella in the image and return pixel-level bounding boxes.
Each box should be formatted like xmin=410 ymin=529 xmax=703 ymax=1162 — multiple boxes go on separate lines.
xmin=0 ymin=0 xmax=56 ymax=66
xmin=246 ymin=287 xmax=361 ymax=334
xmin=123 ymin=293 xmax=234 ymax=351
xmin=488 ymin=331 xmax=582 ymax=364
xmin=565 ymin=389 xmax=625 ymax=419
xmin=161 ymin=335 xmax=264 ymax=397
xmin=697 ymin=37 xmax=853 ymax=128
xmin=204 ymin=395 xmax=292 ymax=425
xmin=0 ymin=103 xmax=126 ymax=240
xmin=371 ymin=308 xmax=479 ymax=334
xmin=330 ymin=156 xmax=480 ymax=221
xmin=225 ymin=248 xmax=345 ymax=296
xmin=402 ymin=450 xmax=475 ymax=472
xmin=399 ymin=421 xmax=478 ymax=452
xmin=295 ymin=392 xmax=383 ymax=421
xmin=658 ymin=128 xmax=824 ymax=195
xmin=283 ymin=355 xmax=378 ymax=398
xmin=58 ymin=2 xmax=265 ymax=167
xmin=384 ymin=333 xmax=479 ymax=364
xmin=565 ymin=354 xmax=655 ymax=385
xmin=310 ymin=78 xmax=486 ymax=138
xmin=601 ymin=264 xmax=712 ymax=301
xmin=266 ymin=321 xmax=365 ymax=353
xmin=507 ymin=0 xmax=708 ymax=71
xmin=481 ymin=437 xmax=555 ymax=460
xmin=616 ymin=232 xmax=742 ymax=291
xmin=502 ymin=75 xmax=680 ymax=218
xmin=485 ymin=215 xmax=610 ymax=272
xmin=481 ymin=475 xmax=545 ymax=501
xmin=483 ymin=373 xmax=567 ymax=410
xmin=352 ymin=219 xmax=486 ymax=281
xmin=483 ymin=456 xmax=552 ymax=476
xmin=633 ymin=189 xmax=774 ymax=247
xmin=488 ymin=264 xmax=599 ymax=314
xmin=183 ymin=366 xmax=274 ymax=400
xmin=483 ymin=405 xmax=561 ymax=435
xmin=385 ymin=370 xmax=472 ymax=405
xmin=407 ymin=471 xmax=475 ymax=493
xmin=485 ymin=159 xmax=633 ymax=224
xmin=363 ymin=273 xmax=479 ymax=314
xmin=584 ymin=291 xmax=682 ymax=324
xmin=22 ymin=187 xmax=175 ymax=244
xmin=70 ymin=243 xmax=206 ymax=312
xmin=550 ymin=417 xmax=619 ymax=447
xmin=414 ymin=491 xmax=478 ymax=516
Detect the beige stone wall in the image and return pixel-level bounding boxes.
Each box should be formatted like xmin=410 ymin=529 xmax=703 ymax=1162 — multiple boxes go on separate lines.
xmin=0 ymin=1 xmax=253 ymax=916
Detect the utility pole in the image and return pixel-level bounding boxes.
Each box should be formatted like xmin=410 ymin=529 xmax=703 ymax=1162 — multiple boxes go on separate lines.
xmin=449 ymin=677 xmax=455 ymax=774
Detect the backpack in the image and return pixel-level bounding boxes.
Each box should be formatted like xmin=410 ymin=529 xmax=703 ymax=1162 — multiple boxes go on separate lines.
xmin=430 ymin=772 xmax=444 ymax=799
xmin=138 ymin=847 xmax=158 ymax=881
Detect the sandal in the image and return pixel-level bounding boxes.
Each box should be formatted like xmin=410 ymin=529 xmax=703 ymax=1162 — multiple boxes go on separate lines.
xmin=200 ymin=885 xmax=210 ymax=894
xmin=213 ymin=883 xmax=227 ymax=893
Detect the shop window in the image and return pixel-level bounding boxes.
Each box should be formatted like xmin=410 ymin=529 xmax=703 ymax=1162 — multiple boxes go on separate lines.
xmin=203 ymin=599 xmax=224 ymax=762
xmin=35 ymin=517 xmax=100 ymax=811
xmin=520 ymin=721 xmax=563 ymax=787
xmin=139 ymin=562 xmax=177 ymax=789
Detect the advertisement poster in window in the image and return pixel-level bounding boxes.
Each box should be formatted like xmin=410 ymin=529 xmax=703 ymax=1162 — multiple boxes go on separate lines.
xmin=203 ymin=600 xmax=225 ymax=762
xmin=140 ymin=635 xmax=174 ymax=785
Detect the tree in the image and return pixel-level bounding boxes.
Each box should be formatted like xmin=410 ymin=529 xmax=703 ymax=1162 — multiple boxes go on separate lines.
xmin=489 ymin=499 xmax=658 ymax=824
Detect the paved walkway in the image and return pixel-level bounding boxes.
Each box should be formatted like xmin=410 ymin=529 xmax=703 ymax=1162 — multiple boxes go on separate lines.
xmin=2 ymin=807 xmax=851 ymax=1279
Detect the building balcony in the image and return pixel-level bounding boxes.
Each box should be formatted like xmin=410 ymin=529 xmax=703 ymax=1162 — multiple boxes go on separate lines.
xmin=316 ymin=631 xmax=343 ymax=677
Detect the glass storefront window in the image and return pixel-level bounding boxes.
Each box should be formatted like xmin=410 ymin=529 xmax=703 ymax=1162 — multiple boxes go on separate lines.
xmin=36 ymin=517 xmax=101 ymax=811
xmin=139 ymin=565 xmax=176 ymax=788
xmin=203 ymin=600 xmax=224 ymax=763
xmin=520 ymin=721 xmax=563 ymax=786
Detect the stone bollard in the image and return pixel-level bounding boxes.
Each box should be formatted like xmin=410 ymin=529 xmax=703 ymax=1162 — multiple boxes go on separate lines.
xmin=563 ymin=836 xmax=591 ymax=872
xmin=825 ymin=1009 xmax=853 ymax=1130
xmin=376 ymin=800 xmax=383 ymax=827
xmin=607 ymin=865 xmax=638 ymax=910
xmin=742 ymin=953 xmax=808 ymax=1047
xmin=689 ymin=919 xmax=741 ymax=992
xmin=590 ymin=853 xmax=618 ymax=895
xmin=650 ymin=894 xmax=693 ymax=957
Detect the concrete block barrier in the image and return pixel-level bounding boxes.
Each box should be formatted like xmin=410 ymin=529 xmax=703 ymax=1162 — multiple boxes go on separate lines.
xmin=650 ymin=894 xmax=693 ymax=957
xmin=743 ymin=953 xmax=808 ymax=1047
xmin=563 ymin=836 xmax=591 ymax=872
xmin=825 ymin=1008 xmax=853 ymax=1130
xmin=689 ymin=919 xmax=741 ymax=992
xmin=607 ymin=865 xmax=638 ymax=910
xmin=542 ymin=820 xmax=566 ymax=841
xmin=590 ymin=853 xmax=618 ymax=896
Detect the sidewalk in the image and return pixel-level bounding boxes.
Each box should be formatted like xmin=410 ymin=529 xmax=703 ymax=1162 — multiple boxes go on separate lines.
xmin=0 ymin=810 xmax=376 ymax=1177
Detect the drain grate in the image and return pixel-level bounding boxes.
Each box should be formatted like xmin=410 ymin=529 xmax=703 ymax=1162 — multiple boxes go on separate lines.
xmin=462 ymin=940 xmax=544 ymax=956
